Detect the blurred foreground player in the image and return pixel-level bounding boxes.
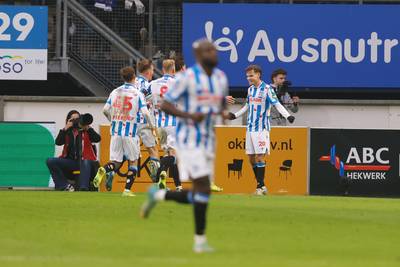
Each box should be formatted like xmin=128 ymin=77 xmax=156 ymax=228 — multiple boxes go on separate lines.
xmin=228 ymin=65 xmax=295 ymax=195
xmin=93 ymin=67 xmax=155 ymax=196
xmin=141 ymin=40 xmax=230 ymax=253
xmin=172 ymin=54 xmax=224 ymax=193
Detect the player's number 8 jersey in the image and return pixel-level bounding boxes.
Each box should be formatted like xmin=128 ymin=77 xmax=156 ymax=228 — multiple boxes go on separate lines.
xmin=150 ymin=74 xmax=177 ymax=128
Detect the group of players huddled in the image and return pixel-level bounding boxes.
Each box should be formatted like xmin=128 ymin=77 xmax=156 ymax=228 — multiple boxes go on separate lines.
xmin=92 ymin=39 xmax=295 ymax=253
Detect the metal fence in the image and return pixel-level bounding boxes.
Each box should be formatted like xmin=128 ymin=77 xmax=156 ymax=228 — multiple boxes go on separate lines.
xmin=67 ymin=5 xmax=134 ymax=89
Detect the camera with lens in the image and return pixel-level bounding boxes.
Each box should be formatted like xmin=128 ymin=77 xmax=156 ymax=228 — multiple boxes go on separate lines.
xmin=276 ymin=80 xmax=292 ymax=98
xmin=72 ymin=113 xmax=93 ymax=129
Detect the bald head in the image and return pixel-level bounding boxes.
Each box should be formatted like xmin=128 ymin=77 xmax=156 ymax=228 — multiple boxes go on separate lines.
xmin=192 ymin=39 xmax=218 ymax=71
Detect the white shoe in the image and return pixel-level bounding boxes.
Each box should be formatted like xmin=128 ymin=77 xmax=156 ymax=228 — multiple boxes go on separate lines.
xmin=254 ymin=188 xmax=264 ymax=196
xmin=261 ymin=186 xmax=268 ymax=195
xmin=122 ymin=191 xmax=136 ymax=197
xmin=193 ymin=242 xmax=215 ymax=253
xmin=176 ymin=186 xmax=183 ymax=192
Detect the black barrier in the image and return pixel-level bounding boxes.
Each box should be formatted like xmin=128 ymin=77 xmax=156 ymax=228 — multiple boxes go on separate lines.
xmin=310 ymin=129 xmax=400 ymax=197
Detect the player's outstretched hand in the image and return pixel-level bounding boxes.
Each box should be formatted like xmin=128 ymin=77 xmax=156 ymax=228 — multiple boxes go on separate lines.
xmin=287 ymin=116 xmax=295 ymax=123
xmin=225 ymin=96 xmax=236 ymax=105
xmin=189 ymin=113 xmax=205 ymax=123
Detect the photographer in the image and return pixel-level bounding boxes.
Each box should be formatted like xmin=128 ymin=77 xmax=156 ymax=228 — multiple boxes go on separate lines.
xmin=46 ymin=110 xmax=101 ymax=191
xmin=270 ymin=69 xmax=299 ymax=126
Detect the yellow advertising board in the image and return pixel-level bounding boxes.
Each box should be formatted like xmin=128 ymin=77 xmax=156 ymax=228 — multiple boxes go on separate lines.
xmin=214 ymin=126 xmax=308 ymax=195
xmin=99 ymin=125 xmax=308 ymax=195
xmin=99 ymin=125 xmax=190 ymax=192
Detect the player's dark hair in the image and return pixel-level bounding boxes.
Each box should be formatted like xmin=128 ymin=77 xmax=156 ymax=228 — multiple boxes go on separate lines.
xmin=66 ymin=110 xmax=80 ymax=123
xmin=173 ymin=54 xmax=185 ymax=72
xmin=271 ymin=68 xmax=287 ymax=82
xmin=120 ymin=66 xmax=136 ymax=82
xmin=137 ymin=59 xmax=153 ymax=74
xmin=245 ymin=65 xmax=262 ymax=76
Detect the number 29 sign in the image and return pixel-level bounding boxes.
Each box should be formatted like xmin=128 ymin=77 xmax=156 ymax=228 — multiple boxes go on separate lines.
xmin=0 ymin=6 xmax=47 ymax=80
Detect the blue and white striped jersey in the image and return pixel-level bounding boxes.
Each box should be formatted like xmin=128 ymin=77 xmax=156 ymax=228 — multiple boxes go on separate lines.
xmin=164 ymin=64 xmax=228 ymax=152
xmin=134 ymin=75 xmax=150 ymax=124
xmin=149 ymin=74 xmax=177 ymax=128
xmin=104 ymin=83 xmax=147 ymax=137
xmin=234 ymin=81 xmax=291 ymax=132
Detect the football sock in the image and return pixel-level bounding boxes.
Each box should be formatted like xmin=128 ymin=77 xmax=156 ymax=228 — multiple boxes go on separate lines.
xmin=104 ymin=162 xmax=116 ymax=173
xmin=172 ymin=163 xmax=181 ymax=187
xmin=193 ymin=192 xmax=210 ymax=235
xmin=156 ymin=155 xmax=175 ymax=182
xmin=254 ymin=162 xmax=266 ymax=188
xmin=125 ymin=166 xmax=137 ymax=190
xmin=165 ymin=190 xmax=192 ymax=204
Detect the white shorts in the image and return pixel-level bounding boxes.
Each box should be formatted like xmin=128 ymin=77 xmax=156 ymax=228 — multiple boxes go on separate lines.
xmin=245 ymin=130 xmax=270 ymax=155
xmin=175 ymin=147 xmax=214 ymax=182
xmin=110 ymin=135 xmax=140 ymax=162
xmin=137 ymin=124 xmax=156 ymax=148
xmin=157 ymin=126 xmax=176 ymax=151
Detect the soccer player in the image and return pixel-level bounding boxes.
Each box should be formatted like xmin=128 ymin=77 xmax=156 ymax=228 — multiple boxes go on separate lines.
xmin=148 ymin=59 xmax=182 ymax=191
xmin=227 ymin=65 xmax=295 ymax=195
xmin=135 ymin=59 xmax=160 ymax=182
xmin=140 ymin=40 xmax=230 ymax=253
xmin=172 ymin=54 xmax=224 ymax=192
xmin=93 ymin=66 xmax=156 ymax=197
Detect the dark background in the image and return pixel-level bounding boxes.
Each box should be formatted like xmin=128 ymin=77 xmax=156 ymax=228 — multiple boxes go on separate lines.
xmin=310 ymin=128 xmax=400 ymax=197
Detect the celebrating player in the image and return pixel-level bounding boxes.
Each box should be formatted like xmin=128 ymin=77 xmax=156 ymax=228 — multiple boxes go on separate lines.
xmin=93 ymin=66 xmax=155 ymax=197
xmin=148 ymin=59 xmax=182 ymax=191
xmin=140 ymin=40 xmax=230 ymax=253
xmin=135 ymin=59 xmax=160 ymax=182
xmin=228 ymin=65 xmax=295 ymax=195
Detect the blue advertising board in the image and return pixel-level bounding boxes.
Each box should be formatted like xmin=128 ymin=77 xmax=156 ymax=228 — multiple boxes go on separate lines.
xmin=183 ymin=4 xmax=400 ymax=88
xmin=0 ymin=5 xmax=47 ymax=80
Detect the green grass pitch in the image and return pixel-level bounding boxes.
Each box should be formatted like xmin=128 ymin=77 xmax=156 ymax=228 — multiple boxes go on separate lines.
xmin=0 ymin=191 xmax=399 ymax=267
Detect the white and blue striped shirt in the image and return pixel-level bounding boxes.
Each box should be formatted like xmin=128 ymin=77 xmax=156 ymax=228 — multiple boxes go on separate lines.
xmin=234 ymin=81 xmax=291 ymax=132
xmin=164 ymin=64 xmax=228 ymax=152
xmin=149 ymin=74 xmax=177 ymax=128
xmin=104 ymin=82 xmax=147 ymax=137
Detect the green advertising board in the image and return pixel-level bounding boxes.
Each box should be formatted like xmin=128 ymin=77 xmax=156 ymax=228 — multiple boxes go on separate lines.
xmin=0 ymin=122 xmax=55 ymax=187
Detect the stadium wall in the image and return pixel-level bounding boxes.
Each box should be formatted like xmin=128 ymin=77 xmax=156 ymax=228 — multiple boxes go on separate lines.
xmin=2 ymin=96 xmax=400 ymax=156
xmin=3 ymin=97 xmax=400 ymax=126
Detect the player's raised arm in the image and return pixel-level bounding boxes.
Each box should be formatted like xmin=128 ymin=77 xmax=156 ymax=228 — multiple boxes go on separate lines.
xmin=268 ymin=88 xmax=295 ymax=123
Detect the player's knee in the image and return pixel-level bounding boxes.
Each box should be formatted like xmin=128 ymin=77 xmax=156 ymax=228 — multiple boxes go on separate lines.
xmin=127 ymin=166 xmax=137 ymax=177
xmin=193 ymin=191 xmax=210 ymax=204
xmin=46 ymin=157 xmax=55 ymax=167
xmin=255 ymin=155 xmax=265 ymax=163
xmin=193 ymin=177 xmax=211 ymax=194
